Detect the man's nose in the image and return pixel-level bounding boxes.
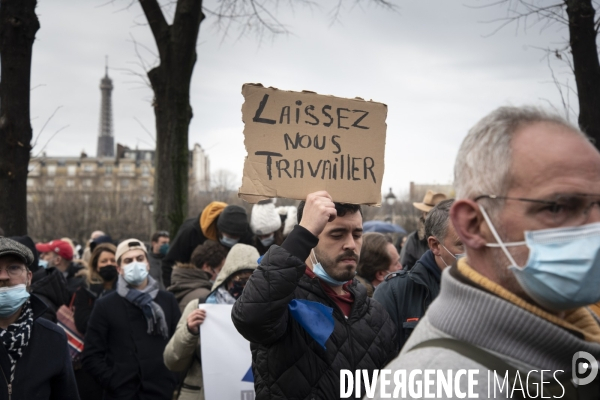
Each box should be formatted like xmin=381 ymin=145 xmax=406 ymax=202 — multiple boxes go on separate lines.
xmin=0 ymin=269 xmax=10 ymax=281
xmin=342 ymin=235 xmax=357 ymax=251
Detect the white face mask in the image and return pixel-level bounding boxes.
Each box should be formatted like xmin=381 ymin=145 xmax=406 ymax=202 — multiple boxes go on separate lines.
xmin=480 ymin=205 xmax=600 ymax=311
xmin=436 ymin=239 xmax=464 ymax=268
xmin=122 ymin=261 xmax=148 ymax=286
xmin=220 ymin=236 xmax=239 ymax=248
xmin=259 ymin=234 xmax=275 ymax=247
xmin=440 ymin=242 xmax=465 ymax=260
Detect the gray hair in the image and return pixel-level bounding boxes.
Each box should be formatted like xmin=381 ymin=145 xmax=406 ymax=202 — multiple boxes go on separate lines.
xmin=425 ymin=199 xmax=455 ymax=241
xmin=453 ymin=106 xmax=584 ymax=209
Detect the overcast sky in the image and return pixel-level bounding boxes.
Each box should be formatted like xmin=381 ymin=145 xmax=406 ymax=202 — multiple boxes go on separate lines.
xmin=30 ymin=0 xmax=574 ymax=200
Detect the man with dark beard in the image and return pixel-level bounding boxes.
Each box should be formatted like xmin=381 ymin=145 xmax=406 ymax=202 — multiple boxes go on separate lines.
xmin=400 ymin=190 xmax=447 ymax=270
xmin=232 ymin=191 xmax=397 ymax=400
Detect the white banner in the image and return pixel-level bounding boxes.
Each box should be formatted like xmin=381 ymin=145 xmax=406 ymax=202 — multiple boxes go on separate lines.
xmin=200 ymin=304 xmax=256 ymax=400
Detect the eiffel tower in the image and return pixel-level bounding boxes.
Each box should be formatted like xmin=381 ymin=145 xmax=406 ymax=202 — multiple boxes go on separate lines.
xmin=96 ymin=57 xmax=114 ymax=157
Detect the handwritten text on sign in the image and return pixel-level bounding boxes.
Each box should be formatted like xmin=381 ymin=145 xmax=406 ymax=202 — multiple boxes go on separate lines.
xmin=238 ymin=84 xmax=387 ymax=205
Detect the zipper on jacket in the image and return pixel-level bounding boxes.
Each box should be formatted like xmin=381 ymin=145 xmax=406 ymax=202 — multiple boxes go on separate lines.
xmin=0 ymin=365 xmax=11 ymax=400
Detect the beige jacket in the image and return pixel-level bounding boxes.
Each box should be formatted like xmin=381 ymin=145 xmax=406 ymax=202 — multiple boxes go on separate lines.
xmin=163 ymin=298 xmax=204 ymax=400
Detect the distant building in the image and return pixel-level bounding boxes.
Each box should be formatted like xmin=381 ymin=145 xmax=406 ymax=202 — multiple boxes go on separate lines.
xmin=409 ymin=181 xmax=454 ymax=202
xmin=27 ymin=65 xmax=210 ymax=205
xmin=27 ymin=143 xmax=210 ymax=203
xmin=191 ymin=143 xmax=210 ymax=193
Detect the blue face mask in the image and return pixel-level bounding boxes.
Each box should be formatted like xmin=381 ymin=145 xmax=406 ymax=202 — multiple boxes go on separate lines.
xmin=159 ymin=243 xmax=169 ymax=256
xmin=38 ymin=259 xmax=48 ymax=269
xmin=220 ymin=236 xmax=239 ymax=248
xmin=310 ymin=250 xmax=350 ymax=286
xmin=480 ymin=206 xmax=600 ymax=311
xmin=259 ymin=234 xmax=275 ymax=248
xmin=0 ymin=284 xmax=30 ymax=318
xmin=122 ymin=261 xmax=149 ymax=287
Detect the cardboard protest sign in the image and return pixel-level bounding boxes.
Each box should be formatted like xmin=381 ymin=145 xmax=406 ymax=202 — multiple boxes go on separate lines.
xmin=200 ymin=304 xmax=255 ymax=400
xmin=238 ymin=84 xmax=387 ymax=205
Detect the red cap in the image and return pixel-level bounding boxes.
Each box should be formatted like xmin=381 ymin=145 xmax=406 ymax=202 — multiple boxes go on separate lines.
xmin=36 ymin=240 xmax=74 ymax=261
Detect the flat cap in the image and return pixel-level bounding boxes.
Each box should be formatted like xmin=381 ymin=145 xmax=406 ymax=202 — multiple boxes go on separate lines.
xmin=0 ymin=237 xmax=34 ymax=266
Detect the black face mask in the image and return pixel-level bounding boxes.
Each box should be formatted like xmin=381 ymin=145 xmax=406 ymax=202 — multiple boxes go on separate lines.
xmin=98 ymin=265 xmax=118 ymax=282
xmin=228 ymin=280 xmax=247 ymax=299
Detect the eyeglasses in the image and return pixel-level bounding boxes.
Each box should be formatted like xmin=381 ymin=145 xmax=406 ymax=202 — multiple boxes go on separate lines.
xmin=0 ymin=265 xmax=27 ymax=278
xmin=474 ymin=194 xmax=600 ymax=226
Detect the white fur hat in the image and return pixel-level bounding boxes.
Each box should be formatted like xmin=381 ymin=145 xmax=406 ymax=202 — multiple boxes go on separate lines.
xmin=250 ymin=202 xmax=282 ymax=235
xmin=276 ymin=206 xmax=298 ymax=237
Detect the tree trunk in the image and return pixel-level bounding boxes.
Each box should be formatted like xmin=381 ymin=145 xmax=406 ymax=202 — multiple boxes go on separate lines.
xmin=566 ymin=0 xmax=600 ymax=149
xmin=140 ymin=0 xmax=204 ymax=237
xmin=0 ymin=0 xmax=40 ymax=236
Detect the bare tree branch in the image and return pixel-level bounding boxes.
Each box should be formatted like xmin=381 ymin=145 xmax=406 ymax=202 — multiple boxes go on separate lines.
xmin=32 ymin=106 xmax=63 ymax=149
xmin=134 ymin=116 xmax=156 ymax=142
xmin=33 ymin=125 xmax=70 ymax=158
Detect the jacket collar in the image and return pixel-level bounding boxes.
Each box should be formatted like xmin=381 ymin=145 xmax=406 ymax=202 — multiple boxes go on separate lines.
xmin=298 ymin=268 xmax=368 ymax=322
xmin=411 ymin=250 xmax=441 ymax=284
xmin=29 ymin=294 xmax=49 ymax=321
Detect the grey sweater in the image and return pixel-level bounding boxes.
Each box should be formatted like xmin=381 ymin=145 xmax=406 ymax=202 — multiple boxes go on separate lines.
xmin=371 ymin=266 xmax=600 ymax=399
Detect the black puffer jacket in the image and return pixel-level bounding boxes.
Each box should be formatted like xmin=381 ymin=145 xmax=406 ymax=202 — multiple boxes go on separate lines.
xmin=232 ymin=226 xmax=398 ymax=400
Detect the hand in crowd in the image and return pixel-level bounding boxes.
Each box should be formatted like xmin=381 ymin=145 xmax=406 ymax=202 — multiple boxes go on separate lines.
xmin=299 ymin=191 xmax=337 ymax=239
xmin=187 ymin=309 xmax=207 ymax=335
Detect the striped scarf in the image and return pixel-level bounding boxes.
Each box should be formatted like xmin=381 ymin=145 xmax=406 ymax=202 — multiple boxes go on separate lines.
xmin=0 ymin=300 xmax=33 ymax=382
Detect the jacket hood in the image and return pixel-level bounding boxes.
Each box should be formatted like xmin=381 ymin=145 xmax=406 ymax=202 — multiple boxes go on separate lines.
xmin=211 ymin=243 xmax=259 ymax=291
xmin=168 ymin=264 xmax=213 ymax=301
xmin=200 ymin=202 xmax=227 ymax=241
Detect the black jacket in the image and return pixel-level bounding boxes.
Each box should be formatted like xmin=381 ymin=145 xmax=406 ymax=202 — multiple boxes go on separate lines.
xmin=82 ymin=290 xmax=181 ymax=400
xmin=232 ymin=226 xmax=398 ymax=400
xmin=30 ymin=267 xmax=70 ymax=323
xmin=373 ymin=250 xmax=441 ymax=349
xmin=65 ymin=263 xmax=85 ymax=294
xmin=73 ymin=283 xmax=115 ymax=335
xmin=162 ymin=212 xmax=254 ymax=287
xmin=147 ymin=252 xmax=165 ymax=290
xmin=0 ymin=295 xmax=79 ymax=400
xmin=399 ymin=230 xmax=429 ymax=270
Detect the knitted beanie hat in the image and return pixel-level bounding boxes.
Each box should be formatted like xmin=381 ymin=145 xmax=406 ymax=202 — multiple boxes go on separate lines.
xmin=250 ymin=202 xmax=282 ymax=235
xmin=217 ymin=205 xmax=249 ymax=237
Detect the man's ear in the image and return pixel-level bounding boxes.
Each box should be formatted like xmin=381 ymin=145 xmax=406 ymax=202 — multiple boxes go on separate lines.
xmin=450 ymin=199 xmax=487 ymax=249
xmin=375 ymin=270 xmax=388 ymax=283
xmin=427 ymin=236 xmax=441 ymax=257
xmin=201 ymin=262 xmax=211 ymax=272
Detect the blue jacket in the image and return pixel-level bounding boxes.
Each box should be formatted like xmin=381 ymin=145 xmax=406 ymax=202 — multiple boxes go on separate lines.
xmin=0 ymin=294 xmax=79 ymax=400
xmin=373 ymin=250 xmax=441 ymax=349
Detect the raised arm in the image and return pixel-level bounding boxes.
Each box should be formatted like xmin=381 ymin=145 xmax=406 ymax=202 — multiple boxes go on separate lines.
xmin=164 ymin=299 xmax=201 ymax=372
xmin=232 ymin=191 xmax=335 ymax=345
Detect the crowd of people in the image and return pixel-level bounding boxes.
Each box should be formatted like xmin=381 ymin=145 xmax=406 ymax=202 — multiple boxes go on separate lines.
xmin=0 ymin=105 xmax=600 ymax=399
